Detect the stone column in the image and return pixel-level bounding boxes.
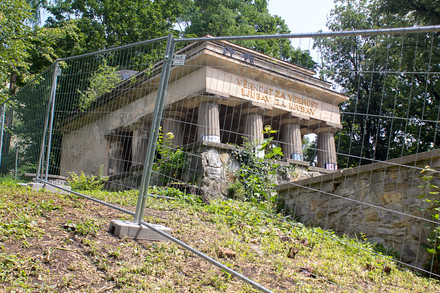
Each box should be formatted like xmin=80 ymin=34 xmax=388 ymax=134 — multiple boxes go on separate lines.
xmin=131 ymin=123 xmax=149 ymax=166
xmin=316 ymin=127 xmax=338 ymax=170
xmin=243 ymin=112 xmax=264 ymax=143
xmin=162 ymin=111 xmax=185 ymax=146
xmin=197 ymin=100 xmax=221 ymax=143
xmin=281 ymin=118 xmax=303 ymax=161
xmin=243 ymin=109 xmax=264 ymax=157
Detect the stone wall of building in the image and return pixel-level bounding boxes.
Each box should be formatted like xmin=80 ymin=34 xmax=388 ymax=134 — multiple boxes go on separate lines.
xmin=182 ymin=141 xmax=330 ymax=199
xmin=105 ymin=141 xmax=330 ymax=197
xmin=276 ymin=149 xmax=440 ymax=269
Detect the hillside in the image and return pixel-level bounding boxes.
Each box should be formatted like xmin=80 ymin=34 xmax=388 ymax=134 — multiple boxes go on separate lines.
xmin=0 ymin=179 xmax=439 ymax=292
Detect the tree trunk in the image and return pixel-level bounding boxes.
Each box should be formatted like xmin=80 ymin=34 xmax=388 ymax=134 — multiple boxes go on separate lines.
xmin=3 ymin=72 xmax=16 ymax=159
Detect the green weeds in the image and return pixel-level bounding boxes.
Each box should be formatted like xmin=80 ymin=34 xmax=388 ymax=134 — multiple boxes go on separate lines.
xmin=418 ymin=166 xmax=440 ymax=274
xmin=73 ymin=218 xmax=101 ymax=237
xmin=0 ymin=179 xmax=439 ymax=292
xmin=68 ymin=170 xmax=107 ymax=191
xmin=154 ymin=128 xmax=190 ymax=185
xmin=228 ymin=125 xmax=295 ymax=203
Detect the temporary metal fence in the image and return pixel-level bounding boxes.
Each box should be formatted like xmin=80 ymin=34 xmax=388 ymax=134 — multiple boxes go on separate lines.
xmin=3 ymin=25 xmax=440 ymax=290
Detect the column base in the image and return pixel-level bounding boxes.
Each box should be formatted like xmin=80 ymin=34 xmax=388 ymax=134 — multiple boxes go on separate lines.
xmin=200 ymin=135 xmax=220 ymax=143
xmin=290 ymin=153 xmax=304 ymax=161
xmin=325 ymin=163 xmax=338 ymax=170
xmin=255 ymin=147 xmax=264 ymax=158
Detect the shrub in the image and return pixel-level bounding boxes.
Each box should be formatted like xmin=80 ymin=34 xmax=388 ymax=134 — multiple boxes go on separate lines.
xmin=77 ymin=61 xmax=120 ymax=111
xmin=419 ymin=166 xmax=440 ymax=273
xmin=154 ymin=129 xmax=189 ymax=185
xmin=67 ymin=170 xmax=107 ymax=191
xmin=228 ymin=126 xmax=290 ymax=204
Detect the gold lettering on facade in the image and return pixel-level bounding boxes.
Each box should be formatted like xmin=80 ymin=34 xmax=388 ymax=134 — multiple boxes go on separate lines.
xmin=237 ymin=78 xmax=319 ymax=117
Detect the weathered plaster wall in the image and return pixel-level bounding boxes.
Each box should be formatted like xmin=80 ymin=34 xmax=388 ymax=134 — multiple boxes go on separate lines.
xmin=60 ymin=120 xmax=110 ymax=176
xmin=276 ymin=149 xmax=440 ymax=268
xmin=60 ymin=68 xmax=208 ymax=177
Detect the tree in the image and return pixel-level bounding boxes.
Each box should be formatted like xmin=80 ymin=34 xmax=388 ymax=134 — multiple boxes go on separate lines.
xmin=0 ymin=0 xmax=32 ymax=100
xmin=42 ymin=0 xmax=316 ymax=69
xmin=45 ymin=0 xmax=181 ymax=53
xmin=178 ymin=0 xmax=316 ymax=69
xmin=316 ymin=0 xmax=440 ymax=167
xmin=379 ymin=0 xmax=440 ymax=25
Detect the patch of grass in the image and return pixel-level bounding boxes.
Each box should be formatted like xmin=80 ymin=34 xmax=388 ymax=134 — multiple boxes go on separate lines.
xmin=0 ymin=182 xmax=439 ymax=292
xmin=0 ymin=253 xmax=41 ymax=289
xmin=73 ymin=218 xmax=102 ymax=237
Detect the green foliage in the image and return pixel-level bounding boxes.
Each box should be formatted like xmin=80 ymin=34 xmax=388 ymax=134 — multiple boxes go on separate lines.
xmin=0 ymin=175 xmax=20 ymax=186
xmin=154 ymin=128 xmax=189 ymax=185
xmin=45 ymin=0 xmax=181 ymax=52
xmin=149 ymin=185 xmax=203 ymax=205
xmin=179 ymin=0 xmax=316 ymax=69
xmin=0 ymin=253 xmax=41 ymax=286
xmin=317 ymin=0 xmax=440 ymax=168
xmin=418 ymin=166 xmax=440 ymax=274
xmin=77 ymin=61 xmax=120 ymax=111
xmin=74 ymin=218 xmax=101 ymax=236
xmin=27 ymin=21 xmax=81 ymax=75
xmin=0 ymin=181 xmax=439 ymax=291
xmin=0 ymin=215 xmax=42 ymax=240
xmin=302 ymin=136 xmax=317 ymax=166
xmin=67 ymin=170 xmax=107 ymax=191
xmin=0 ymin=0 xmax=32 ymax=100
xmin=379 ymin=0 xmax=440 ymax=25
xmin=0 ymin=1 xmax=81 ymax=96
xmin=228 ymin=125 xmax=291 ymax=203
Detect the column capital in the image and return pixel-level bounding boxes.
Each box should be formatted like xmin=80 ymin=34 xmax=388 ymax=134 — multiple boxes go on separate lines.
xmin=280 ymin=117 xmax=302 ymax=126
xmin=313 ymin=126 xmax=338 ymax=134
xmin=244 ymin=106 xmax=266 ymax=116
xmin=163 ymin=110 xmax=187 ymax=119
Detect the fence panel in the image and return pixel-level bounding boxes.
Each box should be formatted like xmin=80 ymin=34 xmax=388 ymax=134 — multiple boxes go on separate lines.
xmin=0 ymin=65 xmax=56 ymax=178
xmin=3 ymin=27 xmax=440 ymax=289
xmin=45 ymin=38 xmax=168 ymax=191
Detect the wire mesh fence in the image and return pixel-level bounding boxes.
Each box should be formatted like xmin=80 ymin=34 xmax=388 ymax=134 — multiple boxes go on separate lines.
xmin=3 ymin=26 xmax=440 ymax=288
xmin=0 ymin=64 xmax=57 ymax=178
xmin=46 ymin=37 xmax=168 ymax=189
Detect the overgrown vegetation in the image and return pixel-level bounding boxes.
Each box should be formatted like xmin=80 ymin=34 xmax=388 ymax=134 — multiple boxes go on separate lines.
xmin=67 ymin=168 xmax=107 ymax=191
xmin=77 ymin=61 xmax=121 ymax=111
xmin=154 ymin=128 xmax=190 ymax=185
xmin=228 ymin=126 xmax=294 ymax=203
xmin=0 ymin=179 xmax=439 ymax=291
xmin=419 ymin=166 xmax=440 ymax=274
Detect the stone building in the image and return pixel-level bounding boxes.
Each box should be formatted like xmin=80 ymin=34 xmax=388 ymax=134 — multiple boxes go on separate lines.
xmin=60 ymin=39 xmax=348 ymax=189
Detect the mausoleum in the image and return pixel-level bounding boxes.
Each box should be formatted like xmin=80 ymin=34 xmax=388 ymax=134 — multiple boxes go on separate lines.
xmin=60 ymin=39 xmax=348 ymax=191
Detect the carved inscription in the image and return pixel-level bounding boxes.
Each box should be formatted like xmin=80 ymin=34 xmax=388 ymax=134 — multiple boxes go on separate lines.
xmin=236 ymin=78 xmax=319 ymax=116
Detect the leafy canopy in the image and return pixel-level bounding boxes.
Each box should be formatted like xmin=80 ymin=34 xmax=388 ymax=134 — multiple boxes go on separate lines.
xmin=316 ymin=0 xmax=440 ymax=167
xmin=0 ymin=0 xmax=32 ymax=98
xmin=179 ymin=0 xmax=316 ymax=69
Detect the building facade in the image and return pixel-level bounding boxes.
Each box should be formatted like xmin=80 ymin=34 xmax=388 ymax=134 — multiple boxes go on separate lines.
xmin=60 ymin=40 xmax=348 ymax=183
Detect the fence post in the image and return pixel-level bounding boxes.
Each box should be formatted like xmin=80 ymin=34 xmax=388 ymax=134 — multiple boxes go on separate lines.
xmin=0 ymin=104 xmax=5 ymax=170
xmin=36 ymin=62 xmax=60 ymax=179
xmin=134 ymin=34 xmax=175 ymax=223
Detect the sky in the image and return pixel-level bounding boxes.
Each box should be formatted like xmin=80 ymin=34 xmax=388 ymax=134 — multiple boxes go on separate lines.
xmin=268 ymin=0 xmax=336 ymax=59
xmin=268 ymin=0 xmax=335 ymax=33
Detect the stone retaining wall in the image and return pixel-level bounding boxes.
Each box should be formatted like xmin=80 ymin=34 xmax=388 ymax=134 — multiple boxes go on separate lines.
xmin=276 ymin=149 xmax=440 ymax=269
